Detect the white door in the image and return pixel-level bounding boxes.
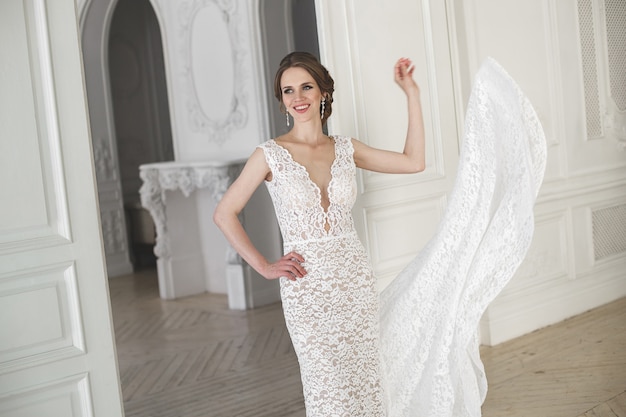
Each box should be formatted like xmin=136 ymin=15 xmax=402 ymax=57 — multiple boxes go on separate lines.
xmin=316 ymin=0 xmax=460 ymax=288
xmin=0 ymin=0 xmax=124 ymax=416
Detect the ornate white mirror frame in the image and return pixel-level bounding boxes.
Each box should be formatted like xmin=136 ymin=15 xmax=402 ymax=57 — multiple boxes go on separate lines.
xmin=179 ymin=0 xmax=248 ymax=144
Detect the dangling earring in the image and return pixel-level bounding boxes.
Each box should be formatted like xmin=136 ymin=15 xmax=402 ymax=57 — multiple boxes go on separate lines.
xmin=286 ymin=111 xmax=290 ymax=127
xmin=321 ymin=98 xmax=326 ymax=119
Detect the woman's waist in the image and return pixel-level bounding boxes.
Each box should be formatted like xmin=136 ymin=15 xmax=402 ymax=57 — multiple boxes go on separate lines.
xmin=282 ymin=231 xmax=372 ymax=275
xmin=283 ymin=231 xmax=360 ymax=251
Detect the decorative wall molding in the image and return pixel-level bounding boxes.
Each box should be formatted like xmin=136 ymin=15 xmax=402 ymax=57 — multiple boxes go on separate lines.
xmin=0 ymin=263 xmax=85 ymax=373
xmin=139 ymin=160 xmax=244 ymax=257
xmin=177 ymin=0 xmax=248 ymax=144
xmin=100 ymin=208 xmax=127 ymax=256
xmin=92 ymin=136 xmax=116 ymax=182
xmin=365 ymin=195 xmax=446 ymax=276
xmin=538 ymin=166 xmax=626 ymax=204
xmin=604 ymin=101 xmax=626 ymax=150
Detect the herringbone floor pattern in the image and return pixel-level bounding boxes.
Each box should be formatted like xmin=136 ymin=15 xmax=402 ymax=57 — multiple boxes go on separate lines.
xmin=110 ymin=269 xmax=626 ymax=417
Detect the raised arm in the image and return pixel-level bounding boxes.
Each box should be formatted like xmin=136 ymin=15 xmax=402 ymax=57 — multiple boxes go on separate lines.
xmin=353 ymin=57 xmax=426 ymax=174
xmin=213 ymin=148 xmax=306 ymax=280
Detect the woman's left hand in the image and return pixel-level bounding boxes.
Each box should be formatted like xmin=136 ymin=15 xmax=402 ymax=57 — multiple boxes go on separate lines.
xmin=394 ymin=57 xmax=419 ymax=95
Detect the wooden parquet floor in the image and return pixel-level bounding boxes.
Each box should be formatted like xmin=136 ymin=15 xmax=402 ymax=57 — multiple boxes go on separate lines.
xmin=109 ymin=269 xmax=626 ymax=417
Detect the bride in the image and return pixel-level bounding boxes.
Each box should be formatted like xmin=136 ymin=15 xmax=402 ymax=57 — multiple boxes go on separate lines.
xmin=214 ymin=52 xmax=546 ymax=416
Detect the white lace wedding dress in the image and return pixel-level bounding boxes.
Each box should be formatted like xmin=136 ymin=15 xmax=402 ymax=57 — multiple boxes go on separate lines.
xmin=258 ymin=58 xmax=546 ymax=417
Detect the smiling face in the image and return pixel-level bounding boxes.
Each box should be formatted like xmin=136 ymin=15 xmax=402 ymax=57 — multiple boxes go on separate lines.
xmin=280 ymin=66 xmax=324 ymax=125
xmin=273 ymin=52 xmax=335 ymax=125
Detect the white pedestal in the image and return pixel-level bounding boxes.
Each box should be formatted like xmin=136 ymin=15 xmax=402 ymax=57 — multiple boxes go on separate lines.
xmin=139 ymin=160 xmax=282 ymax=309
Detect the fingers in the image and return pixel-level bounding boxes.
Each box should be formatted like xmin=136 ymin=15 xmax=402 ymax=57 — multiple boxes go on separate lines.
xmin=395 ymin=57 xmax=413 ymax=75
xmin=394 ymin=58 xmax=419 ymax=95
xmin=282 ymin=259 xmax=307 ymax=280
xmin=274 ymin=252 xmax=307 ymax=281
xmin=285 ymin=251 xmax=305 ymax=263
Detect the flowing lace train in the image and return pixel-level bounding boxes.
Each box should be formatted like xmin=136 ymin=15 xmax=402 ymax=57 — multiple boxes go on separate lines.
xmin=379 ymin=57 xmax=547 ymax=417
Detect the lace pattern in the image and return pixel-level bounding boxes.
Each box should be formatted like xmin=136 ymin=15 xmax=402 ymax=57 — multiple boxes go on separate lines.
xmin=259 ymin=137 xmax=385 ymax=416
xmin=260 ymin=136 xmax=358 ymax=245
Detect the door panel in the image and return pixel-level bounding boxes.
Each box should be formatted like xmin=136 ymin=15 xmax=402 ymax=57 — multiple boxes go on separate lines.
xmin=0 ymin=0 xmax=124 ymax=415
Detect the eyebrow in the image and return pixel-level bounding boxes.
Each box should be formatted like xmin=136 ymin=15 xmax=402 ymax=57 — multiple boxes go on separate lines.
xmin=282 ymin=82 xmax=314 ymax=90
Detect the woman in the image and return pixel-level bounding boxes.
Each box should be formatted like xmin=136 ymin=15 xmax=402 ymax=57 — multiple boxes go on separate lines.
xmin=213 ymin=51 xmax=425 ymax=415
xmin=214 ymin=52 xmax=546 ymax=416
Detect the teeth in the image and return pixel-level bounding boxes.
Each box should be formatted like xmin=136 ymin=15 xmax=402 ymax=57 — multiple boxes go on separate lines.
xmin=295 ymin=105 xmax=309 ymax=110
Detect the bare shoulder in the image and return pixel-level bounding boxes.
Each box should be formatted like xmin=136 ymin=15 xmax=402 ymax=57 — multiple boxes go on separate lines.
xmin=350 ymin=137 xmax=373 ymax=161
xmin=214 ymin=147 xmax=271 ymax=213
xmin=350 ymin=137 xmax=366 ymax=149
xmin=243 ymin=147 xmax=271 ymax=180
xmin=273 ymin=134 xmax=292 ymax=147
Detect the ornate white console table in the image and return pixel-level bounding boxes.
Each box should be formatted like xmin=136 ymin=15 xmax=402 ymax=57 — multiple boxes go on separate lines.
xmin=139 ymin=160 xmax=281 ymax=309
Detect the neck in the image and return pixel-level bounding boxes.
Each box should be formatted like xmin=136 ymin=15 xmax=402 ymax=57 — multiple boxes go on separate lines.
xmin=288 ymin=119 xmax=326 ymax=145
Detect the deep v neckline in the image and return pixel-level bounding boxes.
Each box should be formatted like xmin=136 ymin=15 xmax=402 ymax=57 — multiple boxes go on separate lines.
xmin=272 ymin=137 xmax=337 ymax=214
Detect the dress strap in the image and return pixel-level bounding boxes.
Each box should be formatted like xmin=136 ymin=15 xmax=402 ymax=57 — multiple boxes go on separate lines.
xmin=257 ymin=140 xmax=280 ymax=176
xmin=331 ymin=136 xmax=356 ymax=172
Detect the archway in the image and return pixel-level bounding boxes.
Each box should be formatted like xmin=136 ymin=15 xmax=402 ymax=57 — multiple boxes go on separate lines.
xmin=108 ymin=0 xmax=174 ymax=269
xmin=79 ymin=0 xmax=174 ymax=275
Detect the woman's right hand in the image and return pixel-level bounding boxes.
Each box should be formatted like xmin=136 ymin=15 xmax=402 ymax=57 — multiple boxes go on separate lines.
xmin=394 ymin=57 xmax=419 ymax=96
xmin=262 ymin=251 xmax=307 ymax=281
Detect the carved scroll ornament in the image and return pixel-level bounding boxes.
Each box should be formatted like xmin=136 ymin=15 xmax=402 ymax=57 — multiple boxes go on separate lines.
xmin=139 ymin=160 xmax=244 ymax=258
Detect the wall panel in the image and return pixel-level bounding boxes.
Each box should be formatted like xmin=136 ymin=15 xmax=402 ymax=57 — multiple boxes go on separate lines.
xmin=365 ymin=195 xmax=446 ymax=286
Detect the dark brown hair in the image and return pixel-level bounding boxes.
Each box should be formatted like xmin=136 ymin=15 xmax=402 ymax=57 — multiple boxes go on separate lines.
xmin=273 ymin=51 xmax=335 ymax=125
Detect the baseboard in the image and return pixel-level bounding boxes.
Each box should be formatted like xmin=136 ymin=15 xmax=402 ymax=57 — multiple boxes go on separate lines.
xmin=481 ymin=271 xmax=626 ymax=346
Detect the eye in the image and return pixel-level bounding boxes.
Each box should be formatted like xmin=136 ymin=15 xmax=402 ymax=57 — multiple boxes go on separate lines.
xmin=283 ymin=88 xmax=293 ymax=94
xmin=303 ymin=85 xmax=313 ymax=90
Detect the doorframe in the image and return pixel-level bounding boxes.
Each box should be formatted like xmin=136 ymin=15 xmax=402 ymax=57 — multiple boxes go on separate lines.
xmin=78 ymin=0 xmax=175 ymax=277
